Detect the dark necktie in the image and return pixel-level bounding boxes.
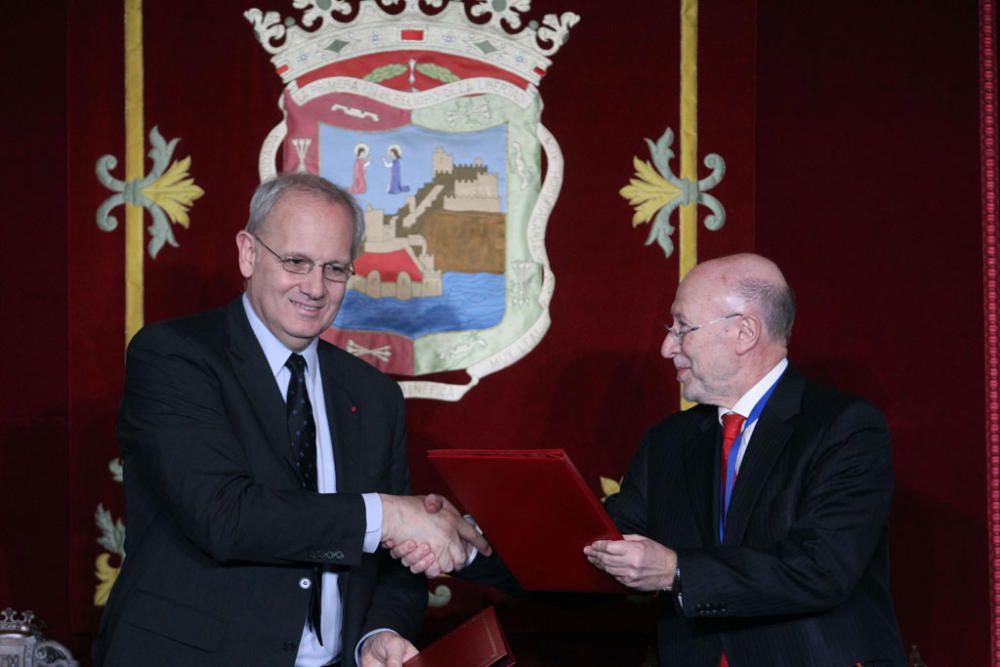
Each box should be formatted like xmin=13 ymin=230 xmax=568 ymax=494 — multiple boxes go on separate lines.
xmin=285 ymin=353 xmax=323 ymax=642
xmin=719 ymin=412 xmax=746 ymax=667
xmin=286 ymin=354 xmax=318 ymax=490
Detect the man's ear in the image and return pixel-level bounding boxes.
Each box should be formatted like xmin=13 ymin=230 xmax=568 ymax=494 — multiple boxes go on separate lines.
xmin=236 ymin=231 xmax=256 ymax=279
xmin=734 ymin=313 xmax=762 ymax=354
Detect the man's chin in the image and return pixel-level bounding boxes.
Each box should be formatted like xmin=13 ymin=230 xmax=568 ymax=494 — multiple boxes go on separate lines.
xmin=679 ymin=384 xmax=702 ymax=404
xmin=281 ymin=323 xmax=333 ymax=350
xmin=288 ymin=312 xmax=337 ymax=337
xmin=293 ymin=327 xmax=329 ymax=343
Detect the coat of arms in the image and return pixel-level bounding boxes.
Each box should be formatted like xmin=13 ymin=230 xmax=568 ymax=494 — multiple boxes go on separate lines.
xmin=247 ymin=0 xmax=577 ymax=400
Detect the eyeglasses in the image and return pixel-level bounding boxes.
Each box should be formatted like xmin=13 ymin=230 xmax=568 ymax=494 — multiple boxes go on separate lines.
xmin=664 ymin=313 xmax=742 ymax=343
xmin=253 ymin=235 xmax=356 ymax=284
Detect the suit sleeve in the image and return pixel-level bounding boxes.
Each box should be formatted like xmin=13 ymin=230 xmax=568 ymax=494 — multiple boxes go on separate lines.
xmin=358 ymin=387 xmax=426 ymax=641
xmin=677 ymin=400 xmax=894 ymax=617
xmin=120 ymin=324 xmax=367 ymax=567
xmin=604 ymin=429 xmax=653 ymax=536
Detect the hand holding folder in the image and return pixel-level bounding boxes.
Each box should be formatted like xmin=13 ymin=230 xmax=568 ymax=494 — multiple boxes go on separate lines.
xmin=427 ymin=449 xmax=625 ymax=593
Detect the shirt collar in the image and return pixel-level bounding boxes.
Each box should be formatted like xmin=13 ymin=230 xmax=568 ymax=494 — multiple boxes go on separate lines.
xmin=718 ymin=358 xmax=788 ymax=424
xmin=242 ymin=293 xmax=319 ymax=379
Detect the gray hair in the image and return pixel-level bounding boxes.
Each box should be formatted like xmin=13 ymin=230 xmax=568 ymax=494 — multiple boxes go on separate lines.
xmin=246 ymin=172 xmax=366 ymax=260
xmin=735 ymin=278 xmax=796 ymax=343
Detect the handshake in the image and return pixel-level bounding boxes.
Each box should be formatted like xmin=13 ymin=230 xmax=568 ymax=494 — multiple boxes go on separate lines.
xmin=379 ymin=493 xmax=491 ymax=577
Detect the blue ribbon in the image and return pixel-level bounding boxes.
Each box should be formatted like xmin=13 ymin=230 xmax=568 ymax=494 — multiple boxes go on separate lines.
xmin=719 ymin=375 xmax=782 ymax=541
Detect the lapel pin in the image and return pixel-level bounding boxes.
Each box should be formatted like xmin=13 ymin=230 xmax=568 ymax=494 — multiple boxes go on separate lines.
xmin=351 ymin=405 xmax=358 ymax=413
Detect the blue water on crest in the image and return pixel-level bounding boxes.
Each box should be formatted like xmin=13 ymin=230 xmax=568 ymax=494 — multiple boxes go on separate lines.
xmin=332 ymin=272 xmax=506 ymax=339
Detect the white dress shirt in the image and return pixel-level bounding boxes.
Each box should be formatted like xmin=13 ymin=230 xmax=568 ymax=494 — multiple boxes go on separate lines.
xmin=242 ymin=296 xmax=384 ymax=666
xmin=716 ymin=358 xmax=789 ymax=473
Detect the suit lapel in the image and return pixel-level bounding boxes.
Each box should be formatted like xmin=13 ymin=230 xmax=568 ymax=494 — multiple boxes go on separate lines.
xmin=682 ymin=411 xmax=720 ymax=546
xmin=319 ymin=344 xmax=362 ymax=493
xmin=225 ymin=300 xmax=299 ymax=478
xmin=723 ymin=366 xmax=804 ymax=546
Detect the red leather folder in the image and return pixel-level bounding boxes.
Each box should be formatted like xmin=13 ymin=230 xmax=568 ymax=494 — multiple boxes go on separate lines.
xmin=404 ymin=606 xmax=514 ymax=667
xmin=427 ymin=448 xmax=625 ymax=593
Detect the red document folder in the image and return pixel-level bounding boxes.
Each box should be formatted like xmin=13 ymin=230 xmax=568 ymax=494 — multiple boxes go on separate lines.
xmin=427 ymin=448 xmax=625 ymax=593
xmin=404 ymin=606 xmax=514 ymax=667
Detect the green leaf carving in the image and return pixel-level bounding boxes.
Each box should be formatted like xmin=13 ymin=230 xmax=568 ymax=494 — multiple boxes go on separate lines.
xmin=95 ymin=503 xmax=126 ymax=557
xmin=415 ymin=63 xmax=460 ymax=83
xmin=364 ymin=64 xmax=408 ymax=83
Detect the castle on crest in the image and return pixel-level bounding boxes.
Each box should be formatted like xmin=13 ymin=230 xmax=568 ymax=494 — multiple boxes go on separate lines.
xmin=432 ymin=146 xmax=501 ymax=213
xmin=348 ymin=145 xmax=502 ymax=300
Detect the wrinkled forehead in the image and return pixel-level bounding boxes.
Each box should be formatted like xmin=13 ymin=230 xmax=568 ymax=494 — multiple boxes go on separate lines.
xmin=671 ymin=268 xmax=732 ymax=321
xmin=265 ymin=192 xmax=350 ymax=231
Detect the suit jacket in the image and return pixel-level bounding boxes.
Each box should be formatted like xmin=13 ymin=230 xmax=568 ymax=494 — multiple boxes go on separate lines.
xmin=93 ymin=298 xmax=425 ymax=667
xmin=605 ymin=365 xmax=905 ymax=667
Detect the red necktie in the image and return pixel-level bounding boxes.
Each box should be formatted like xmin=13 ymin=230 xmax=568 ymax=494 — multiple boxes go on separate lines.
xmin=720 ymin=412 xmax=746 ymax=522
xmin=719 ymin=412 xmax=745 ymax=667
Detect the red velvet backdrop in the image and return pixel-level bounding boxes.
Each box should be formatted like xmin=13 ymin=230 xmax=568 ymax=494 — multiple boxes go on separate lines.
xmin=0 ymin=1 xmax=988 ymax=665
xmin=756 ymin=3 xmax=989 ymax=662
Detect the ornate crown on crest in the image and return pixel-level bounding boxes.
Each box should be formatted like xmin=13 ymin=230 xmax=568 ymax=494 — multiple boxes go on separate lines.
xmin=245 ymin=0 xmax=579 ymax=89
xmin=0 ymin=608 xmax=40 ymax=636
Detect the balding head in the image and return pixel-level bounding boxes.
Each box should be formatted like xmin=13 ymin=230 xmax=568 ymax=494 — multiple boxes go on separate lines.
xmin=663 ymin=253 xmax=793 ymax=407
xmin=688 ymin=253 xmax=795 ymax=345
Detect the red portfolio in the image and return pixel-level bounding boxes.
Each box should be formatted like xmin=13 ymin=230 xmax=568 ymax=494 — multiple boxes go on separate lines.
xmin=427 ymin=448 xmax=624 ymax=593
xmin=403 ymin=606 xmax=514 ymax=667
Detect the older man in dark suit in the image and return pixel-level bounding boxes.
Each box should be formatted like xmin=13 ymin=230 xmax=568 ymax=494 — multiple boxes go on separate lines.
xmin=93 ymin=173 xmax=488 ymax=667
xmin=585 ymin=253 xmax=906 ymax=666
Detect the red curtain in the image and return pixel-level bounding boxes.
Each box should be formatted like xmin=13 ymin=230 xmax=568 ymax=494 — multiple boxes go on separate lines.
xmin=0 ymin=1 xmax=990 ymax=664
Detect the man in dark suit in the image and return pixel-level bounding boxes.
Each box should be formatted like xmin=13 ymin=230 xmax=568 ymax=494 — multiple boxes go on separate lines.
xmin=584 ymin=253 xmax=906 ymax=666
xmin=93 ymin=173 xmax=488 ymax=667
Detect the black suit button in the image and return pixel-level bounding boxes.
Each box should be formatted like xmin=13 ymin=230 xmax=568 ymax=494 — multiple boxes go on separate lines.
xmin=283 ymin=641 xmax=297 ymax=651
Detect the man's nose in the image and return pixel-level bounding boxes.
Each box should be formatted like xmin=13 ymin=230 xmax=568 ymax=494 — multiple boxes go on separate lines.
xmin=300 ymin=265 xmax=326 ymax=298
xmin=661 ymin=332 xmax=680 ymax=359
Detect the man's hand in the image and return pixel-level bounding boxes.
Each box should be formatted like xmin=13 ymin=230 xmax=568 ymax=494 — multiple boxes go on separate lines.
xmin=381 ymin=494 xmax=491 ymax=576
xmin=419 ymin=494 xmax=491 ymax=561
xmin=383 ymin=540 xmax=435 ymax=574
xmin=583 ymin=533 xmax=677 ymax=591
xmin=379 ymin=494 xmax=491 ymax=577
xmin=359 ymin=631 xmax=418 ymax=667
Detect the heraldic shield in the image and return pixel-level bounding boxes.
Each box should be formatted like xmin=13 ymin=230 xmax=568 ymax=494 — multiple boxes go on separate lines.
xmin=247 ymin=0 xmax=578 ymax=400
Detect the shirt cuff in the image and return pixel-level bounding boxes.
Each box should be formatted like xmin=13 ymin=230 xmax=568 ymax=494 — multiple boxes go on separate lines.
xmin=361 ymin=493 xmax=383 ymax=553
xmin=463 ymin=515 xmax=481 ymax=565
xmin=674 ymin=563 xmax=684 ymax=609
xmin=356 ymin=628 xmax=398 ymax=666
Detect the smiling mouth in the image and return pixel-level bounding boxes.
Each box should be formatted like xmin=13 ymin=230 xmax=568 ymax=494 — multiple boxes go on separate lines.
xmin=292 ymin=300 xmax=324 ymax=314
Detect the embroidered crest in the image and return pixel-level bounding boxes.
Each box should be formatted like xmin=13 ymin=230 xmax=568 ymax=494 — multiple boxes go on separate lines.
xmin=247 ymin=0 xmax=578 ymax=400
